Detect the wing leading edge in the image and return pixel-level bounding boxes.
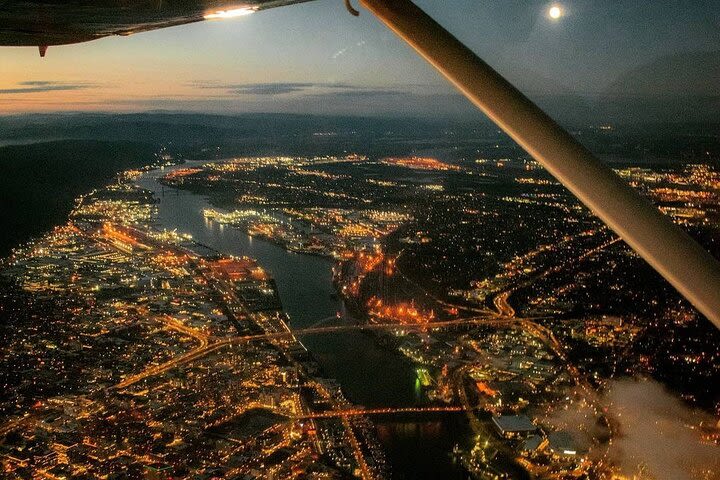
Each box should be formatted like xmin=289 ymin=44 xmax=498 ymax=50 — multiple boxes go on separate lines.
xmin=0 ymin=0 xmax=314 ymax=48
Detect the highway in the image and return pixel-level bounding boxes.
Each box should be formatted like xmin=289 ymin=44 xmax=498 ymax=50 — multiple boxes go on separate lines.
xmin=492 ymin=291 xmax=515 ymax=317
xmin=112 ymin=316 xmax=516 ymax=390
xmin=489 ymin=235 xmax=622 ymax=319
xmin=159 ymin=314 xmax=209 ymax=347
xmin=98 ymin=221 xmax=618 ymax=475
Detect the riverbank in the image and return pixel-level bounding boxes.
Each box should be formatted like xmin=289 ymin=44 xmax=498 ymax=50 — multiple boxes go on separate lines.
xmin=136 ymin=162 xmax=472 ymax=479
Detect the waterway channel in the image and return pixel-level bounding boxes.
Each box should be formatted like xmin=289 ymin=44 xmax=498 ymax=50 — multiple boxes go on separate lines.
xmin=137 ymin=162 xmax=470 ymax=479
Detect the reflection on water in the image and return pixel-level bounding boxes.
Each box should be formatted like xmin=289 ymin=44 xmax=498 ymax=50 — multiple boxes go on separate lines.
xmin=376 ymin=414 xmax=472 ymax=480
xmin=137 ymin=164 xmax=469 ymax=479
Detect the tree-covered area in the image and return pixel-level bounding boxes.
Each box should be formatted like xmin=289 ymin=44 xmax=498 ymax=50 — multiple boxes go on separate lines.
xmin=0 ymin=140 xmax=156 ymax=256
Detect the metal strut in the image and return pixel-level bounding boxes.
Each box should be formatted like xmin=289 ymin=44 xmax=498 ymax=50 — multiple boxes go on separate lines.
xmin=359 ymin=0 xmax=720 ymax=329
xmin=344 ymin=0 xmax=360 ymax=17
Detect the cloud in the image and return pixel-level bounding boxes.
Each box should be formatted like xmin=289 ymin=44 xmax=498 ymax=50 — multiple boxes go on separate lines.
xmin=186 ymin=81 xmax=449 ymax=112
xmin=18 ymin=81 xmax=56 ymax=86
xmin=311 ymin=89 xmax=412 ymax=99
xmin=604 ymin=378 xmax=719 ymax=480
xmin=190 ymin=81 xmax=355 ymax=96
xmin=0 ymin=81 xmax=97 ymax=94
xmin=188 ymin=81 xmax=430 ymax=99
xmin=219 ymin=82 xmax=315 ymax=95
xmin=14 ymin=81 xmax=469 ymax=117
xmin=232 ymin=83 xmax=317 ymax=95
xmin=540 ymin=378 xmax=720 ymax=479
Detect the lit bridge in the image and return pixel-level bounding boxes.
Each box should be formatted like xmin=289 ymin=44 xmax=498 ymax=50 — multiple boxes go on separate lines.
xmin=112 ymin=316 xmax=513 ymax=390
xmin=297 ymin=405 xmax=465 ymax=420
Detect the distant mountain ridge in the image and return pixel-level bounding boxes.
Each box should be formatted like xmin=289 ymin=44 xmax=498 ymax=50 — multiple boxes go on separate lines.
xmin=606 ymin=50 xmax=720 ymax=97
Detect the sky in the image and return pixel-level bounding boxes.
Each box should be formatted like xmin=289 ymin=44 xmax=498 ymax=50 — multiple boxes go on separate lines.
xmin=0 ymin=0 xmax=718 ymax=117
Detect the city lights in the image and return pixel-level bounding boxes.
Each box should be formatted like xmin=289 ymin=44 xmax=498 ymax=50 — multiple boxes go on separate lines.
xmin=1 ymin=150 xmax=718 ymax=479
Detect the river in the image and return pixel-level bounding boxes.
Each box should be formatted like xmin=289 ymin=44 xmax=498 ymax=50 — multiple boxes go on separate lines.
xmin=137 ymin=163 xmax=470 ymax=479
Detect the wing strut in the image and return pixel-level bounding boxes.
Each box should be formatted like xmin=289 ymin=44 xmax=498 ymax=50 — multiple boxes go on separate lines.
xmin=359 ymin=0 xmax=720 ymax=329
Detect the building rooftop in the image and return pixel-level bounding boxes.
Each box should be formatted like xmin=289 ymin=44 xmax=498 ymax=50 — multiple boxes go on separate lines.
xmin=520 ymin=435 xmax=544 ymax=452
xmin=491 ymin=415 xmax=536 ymax=434
xmin=548 ymin=431 xmax=580 ymax=456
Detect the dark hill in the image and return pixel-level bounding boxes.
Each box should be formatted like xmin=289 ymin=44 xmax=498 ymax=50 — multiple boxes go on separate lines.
xmin=0 ymin=140 xmax=156 ymax=256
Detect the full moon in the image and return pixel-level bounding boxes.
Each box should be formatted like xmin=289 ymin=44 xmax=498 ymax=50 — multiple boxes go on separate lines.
xmin=548 ymin=5 xmax=563 ymax=19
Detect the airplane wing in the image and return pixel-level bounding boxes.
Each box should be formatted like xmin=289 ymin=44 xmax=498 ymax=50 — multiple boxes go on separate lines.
xmin=0 ymin=1 xmax=313 ymax=48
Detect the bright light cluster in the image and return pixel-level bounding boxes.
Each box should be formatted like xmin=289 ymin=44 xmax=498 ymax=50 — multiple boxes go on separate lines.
xmin=548 ymin=5 xmax=563 ymax=20
xmin=204 ymin=7 xmax=257 ymax=20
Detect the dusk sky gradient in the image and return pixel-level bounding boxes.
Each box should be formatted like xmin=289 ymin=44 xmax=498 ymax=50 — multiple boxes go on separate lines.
xmin=1 ymin=0 xmax=718 ymax=116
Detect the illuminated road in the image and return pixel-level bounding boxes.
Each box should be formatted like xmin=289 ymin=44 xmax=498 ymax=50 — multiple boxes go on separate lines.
xmin=112 ymin=340 xmax=223 ymax=389
xmin=102 ymin=221 xmax=616 ymax=471
xmin=342 ymin=414 xmax=373 ymax=480
xmin=453 ymin=365 xmax=492 ymax=442
xmin=158 ymin=313 xmax=209 ymax=347
xmin=89 ymin=217 xmax=621 ymax=477
xmin=112 ymin=317 xmax=516 ymax=390
xmin=0 ymin=414 xmax=32 ymax=438
xmin=490 ymin=235 xmax=621 ymax=319
xmin=492 ymin=291 xmax=515 ymax=317
xmin=303 ymin=378 xmax=375 ymax=480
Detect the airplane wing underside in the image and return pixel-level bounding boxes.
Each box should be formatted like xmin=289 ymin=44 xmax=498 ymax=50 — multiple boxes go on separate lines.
xmin=0 ymin=0 xmax=313 ymax=47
